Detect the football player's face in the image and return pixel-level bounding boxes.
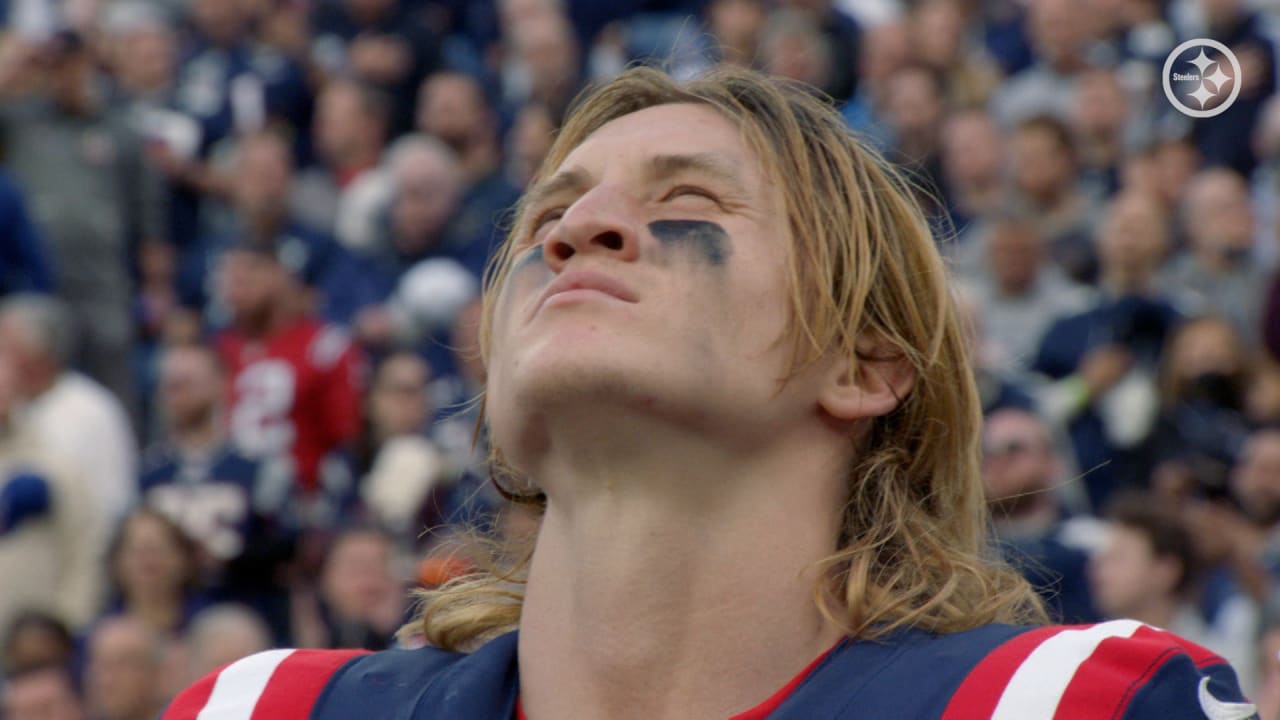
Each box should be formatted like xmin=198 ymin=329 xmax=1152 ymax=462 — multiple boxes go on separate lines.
xmin=485 ymin=103 xmax=812 ymax=469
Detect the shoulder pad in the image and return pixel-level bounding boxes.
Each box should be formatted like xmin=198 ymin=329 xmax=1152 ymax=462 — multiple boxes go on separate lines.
xmin=162 ymin=648 xmax=369 ymax=720
xmin=942 ymin=620 xmax=1255 ymax=719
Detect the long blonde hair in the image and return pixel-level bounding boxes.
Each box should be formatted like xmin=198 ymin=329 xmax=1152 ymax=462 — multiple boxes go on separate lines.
xmin=415 ymin=65 xmax=1046 ymax=651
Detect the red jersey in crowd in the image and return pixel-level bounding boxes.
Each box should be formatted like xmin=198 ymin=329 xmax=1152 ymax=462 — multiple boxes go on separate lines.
xmin=216 ymin=319 xmax=362 ymax=491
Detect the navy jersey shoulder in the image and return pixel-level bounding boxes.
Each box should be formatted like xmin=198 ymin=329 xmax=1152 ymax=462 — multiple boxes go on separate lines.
xmin=313 ymin=633 xmax=519 ymax=720
xmin=166 ymin=621 xmax=1255 ymax=719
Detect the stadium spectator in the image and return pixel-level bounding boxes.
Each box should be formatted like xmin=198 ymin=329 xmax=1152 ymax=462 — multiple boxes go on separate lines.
xmin=188 ymin=130 xmax=376 ymax=327
xmin=1146 ymin=316 xmax=1252 ymax=497
xmin=352 ymin=137 xmax=482 ymax=368
xmin=505 ymin=101 xmax=556 ymax=189
xmin=1 ymin=664 xmax=86 ymax=720
xmin=991 ymin=0 xmax=1091 ymax=127
xmin=375 ymin=134 xmax=479 ymax=276
xmin=1 ymin=612 xmax=74 ymax=677
xmin=1230 ymin=428 xmax=1280 ymax=590
xmin=181 ymin=604 xmax=271 ymax=686
xmin=500 ymin=7 xmax=581 ymax=122
xmin=213 ymin=242 xmax=363 ymax=502
xmin=1162 ymin=169 xmax=1267 ymax=347
xmin=291 ymin=526 xmax=406 ymax=651
xmin=964 ymin=210 xmax=1092 ymax=374
xmin=1091 ymin=493 xmax=1258 ymax=689
xmin=103 ymin=508 xmax=206 ymax=638
xmin=0 ymin=293 xmax=135 ymax=544
xmin=675 ymin=0 xmax=766 ymax=77
xmin=415 ymin=71 xmax=520 ymax=265
xmin=139 ymin=343 xmax=296 ymax=640
xmin=910 ymin=0 xmax=1001 ymax=109
xmin=184 ymin=0 xmax=309 ymax=140
xmin=840 ymin=18 xmax=906 ymax=148
xmin=0 ymin=30 xmax=165 ymax=410
xmin=84 ymin=616 xmax=168 ymax=720
xmin=310 ymin=0 xmax=441 ymax=134
xmin=759 ymin=9 xmax=833 ymax=97
xmin=938 ymin=109 xmax=1008 ymax=252
xmin=1009 ymin=114 xmax=1097 ymax=284
xmin=417 ymin=72 xmax=498 ymax=188
xmin=291 ymin=78 xmax=392 ymax=246
xmin=1184 ymin=0 xmax=1278 ymax=176
xmin=983 ymin=407 xmax=1100 ymax=623
xmin=357 ymin=351 xmax=447 ymax=537
xmin=103 ymin=2 xmax=215 ymax=250
xmin=882 ymin=62 xmax=949 ymax=215
xmin=953 ymin=285 xmax=1036 ymax=417
xmin=774 ymin=0 xmax=860 ymax=102
xmin=1032 ymin=191 xmax=1180 ymax=511
xmin=1070 ymin=66 xmax=1131 ymax=203
xmin=1107 ymin=0 xmax=1176 ymax=69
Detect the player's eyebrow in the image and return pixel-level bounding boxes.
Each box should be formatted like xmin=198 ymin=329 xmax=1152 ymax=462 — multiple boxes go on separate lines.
xmin=645 ymin=152 xmax=749 ymax=198
xmin=522 ymin=167 xmax=593 ymax=214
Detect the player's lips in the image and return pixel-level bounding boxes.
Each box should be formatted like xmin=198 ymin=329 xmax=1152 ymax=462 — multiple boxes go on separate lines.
xmin=533 ymin=269 xmax=638 ymax=316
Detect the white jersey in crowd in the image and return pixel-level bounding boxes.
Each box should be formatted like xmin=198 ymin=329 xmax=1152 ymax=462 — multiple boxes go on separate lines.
xmin=0 ymin=420 xmax=105 ymax=633
xmin=25 ymin=371 xmax=138 ymax=526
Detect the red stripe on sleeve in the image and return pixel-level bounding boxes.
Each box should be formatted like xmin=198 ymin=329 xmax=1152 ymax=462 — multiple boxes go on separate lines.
xmin=1050 ymin=627 xmax=1181 ymax=720
xmin=162 ymin=667 xmax=220 ymax=720
xmin=248 ymin=649 xmax=370 ymax=720
xmin=940 ymin=626 xmax=1067 ymax=720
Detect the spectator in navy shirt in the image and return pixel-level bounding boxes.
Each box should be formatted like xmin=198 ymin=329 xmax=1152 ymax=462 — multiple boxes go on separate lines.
xmin=311 ymin=0 xmax=442 ymax=135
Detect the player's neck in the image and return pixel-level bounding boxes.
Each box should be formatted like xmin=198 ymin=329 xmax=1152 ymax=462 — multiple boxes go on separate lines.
xmin=518 ymin=419 xmax=849 ymax=720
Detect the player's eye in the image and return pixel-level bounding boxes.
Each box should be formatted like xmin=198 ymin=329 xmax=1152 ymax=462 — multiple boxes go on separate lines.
xmin=531 ymin=208 xmax=564 ymax=232
xmin=662 ymin=185 xmax=721 ymax=205
xmin=523 ymin=207 xmax=565 ymax=246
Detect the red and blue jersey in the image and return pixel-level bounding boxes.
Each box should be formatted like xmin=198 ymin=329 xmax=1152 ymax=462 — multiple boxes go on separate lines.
xmin=215 ymin=319 xmax=363 ymax=492
xmin=163 ymin=620 xmax=1257 ymax=719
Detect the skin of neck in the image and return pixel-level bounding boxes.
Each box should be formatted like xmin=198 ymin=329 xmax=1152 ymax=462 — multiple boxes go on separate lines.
xmin=235 ymin=290 xmax=302 ymax=339
xmin=1100 ymin=261 xmax=1157 ymax=297
xmin=1027 ymin=182 xmax=1072 ymax=212
xmin=242 ymin=205 xmax=287 ymax=242
xmin=517 ymin=405 xmax=852 ymax=720
xmin=127 ymin=590 xmax=183 ymax=632
xmin=330 ymin=141 xmax=380 ymax=176
xmin=172 ymin=408 xmax=223 ymax=455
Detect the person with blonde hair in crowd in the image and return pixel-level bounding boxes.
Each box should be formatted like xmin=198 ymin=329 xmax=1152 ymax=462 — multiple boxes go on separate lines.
xmin=166 ymin=66 xmax=1251 ymax=719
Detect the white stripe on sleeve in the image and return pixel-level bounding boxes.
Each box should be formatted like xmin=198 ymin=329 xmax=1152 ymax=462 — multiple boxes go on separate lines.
xmin=992 ymin=619 xmax=1144 ymax=720
xmin=195 ymin=649 xmax=296 ymax=720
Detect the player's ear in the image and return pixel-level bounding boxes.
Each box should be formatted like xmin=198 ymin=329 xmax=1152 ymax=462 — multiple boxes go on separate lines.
xmin=818 ymin=335 xmax=916 ymax=422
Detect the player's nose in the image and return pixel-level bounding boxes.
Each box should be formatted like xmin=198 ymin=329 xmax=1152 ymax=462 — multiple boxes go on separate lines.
xmin=542 ymin=186 xmax=641 ymax=269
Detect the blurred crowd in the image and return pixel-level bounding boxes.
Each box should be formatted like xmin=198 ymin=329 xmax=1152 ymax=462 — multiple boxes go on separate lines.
xmin=7 ymin=0 xmax=1280 ymax=717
